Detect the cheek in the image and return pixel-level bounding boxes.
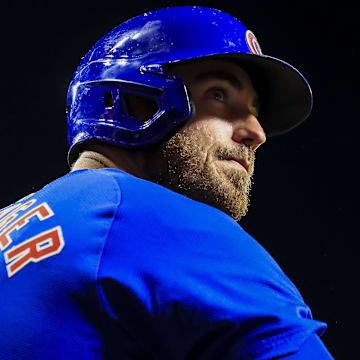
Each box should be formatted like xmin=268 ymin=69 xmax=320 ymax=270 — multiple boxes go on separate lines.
xmin=180 ymin=118 xmax=234 ymax=168
xmin=188 ymin=117 xmax=233 ymax=144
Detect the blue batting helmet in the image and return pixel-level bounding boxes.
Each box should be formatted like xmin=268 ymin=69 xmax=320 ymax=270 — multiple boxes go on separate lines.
xmin=66 ymin=6 xmax=312 ymax=165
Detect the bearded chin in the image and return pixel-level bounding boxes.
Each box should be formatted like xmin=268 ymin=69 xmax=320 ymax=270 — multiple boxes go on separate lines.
xmin=155 ymin=133 xmax=254 ymax=222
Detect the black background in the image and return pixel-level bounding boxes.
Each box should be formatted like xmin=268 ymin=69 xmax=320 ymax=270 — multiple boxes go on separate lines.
xmin=1 ymin=1 xmax=356 ymax=358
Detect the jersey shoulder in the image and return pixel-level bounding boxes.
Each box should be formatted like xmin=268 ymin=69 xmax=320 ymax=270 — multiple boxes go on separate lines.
xmin=95 ymin=170 xmax=328 ymax=360
xmin=0 ymin=169 xmax=125 ymax=279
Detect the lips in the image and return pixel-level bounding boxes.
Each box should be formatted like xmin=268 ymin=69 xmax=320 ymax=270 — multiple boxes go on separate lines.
xmin=225 ymin=157 xmax=250 ymax=173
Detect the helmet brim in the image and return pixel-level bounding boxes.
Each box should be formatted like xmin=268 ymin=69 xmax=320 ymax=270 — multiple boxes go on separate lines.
xmin=166 ymin=52 xmax=313 ymax=137
xmin=227 ymin=53 xmax=313 ymax=137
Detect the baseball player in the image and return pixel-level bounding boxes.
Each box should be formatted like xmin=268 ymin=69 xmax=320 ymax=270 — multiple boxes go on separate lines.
xmin=0 ymin=6 xmax=333 ymax=359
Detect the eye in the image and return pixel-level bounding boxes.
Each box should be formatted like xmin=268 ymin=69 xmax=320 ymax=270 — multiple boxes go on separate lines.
xmin=208 ymin=87 xmax=227 ymax=102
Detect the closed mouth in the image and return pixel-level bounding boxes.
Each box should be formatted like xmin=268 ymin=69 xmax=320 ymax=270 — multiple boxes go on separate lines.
xmin=224 ymin=157 xmax=249 ymax=173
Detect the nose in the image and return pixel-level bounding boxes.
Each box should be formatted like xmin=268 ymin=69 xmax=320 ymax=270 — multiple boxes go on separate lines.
xmin=231 ymin=114 xmax=266 ymax=151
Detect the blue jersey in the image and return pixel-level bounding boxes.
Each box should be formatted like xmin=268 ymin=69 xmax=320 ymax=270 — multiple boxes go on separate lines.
xmin=0 ymin=169 xmax=331 ymax=359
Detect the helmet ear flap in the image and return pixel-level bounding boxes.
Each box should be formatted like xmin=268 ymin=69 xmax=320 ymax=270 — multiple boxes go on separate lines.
xmin=189 ymin=97 xmax=196 ymax=122
xmin=186 ymin=87 xmax=196 ymax=123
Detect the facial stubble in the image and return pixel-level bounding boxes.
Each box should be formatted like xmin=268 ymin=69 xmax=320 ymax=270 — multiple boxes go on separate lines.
xmin=155 ymin=129 xmax=255 ymax=222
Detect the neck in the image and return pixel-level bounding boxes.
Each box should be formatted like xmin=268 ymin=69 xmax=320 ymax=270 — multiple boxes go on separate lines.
xmin=70 ymin=151 xmax=118 ymax=172
xmin=70 ymin=144 xmax=162 ymax=182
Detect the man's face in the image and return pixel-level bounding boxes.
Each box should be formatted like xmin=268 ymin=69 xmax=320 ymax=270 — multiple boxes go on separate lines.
xmin=151 ymin=59 xmax=266 ymax=221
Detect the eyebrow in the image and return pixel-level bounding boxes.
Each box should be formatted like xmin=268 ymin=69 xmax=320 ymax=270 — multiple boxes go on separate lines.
xmin=194 ymin=71 xmax=244 ymax=91
xmin=194 ymin=70 xmax=260 ymax=113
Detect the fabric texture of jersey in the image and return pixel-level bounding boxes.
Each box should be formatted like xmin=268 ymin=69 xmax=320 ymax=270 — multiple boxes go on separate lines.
xmin=0 ymin=169 xmax=331 ymax=359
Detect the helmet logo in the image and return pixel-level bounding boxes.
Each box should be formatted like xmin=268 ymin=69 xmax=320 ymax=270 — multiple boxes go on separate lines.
xmin=246 ymin=30 xmax=262 ymax=55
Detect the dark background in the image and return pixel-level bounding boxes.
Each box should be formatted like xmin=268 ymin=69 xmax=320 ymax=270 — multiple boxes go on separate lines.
xmin=1 ymin=1 xmax=355 ymax=358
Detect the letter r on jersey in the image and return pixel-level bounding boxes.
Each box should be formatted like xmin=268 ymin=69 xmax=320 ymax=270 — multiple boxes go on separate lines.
xmin=4 ymin=226 xmax=65 ymax=278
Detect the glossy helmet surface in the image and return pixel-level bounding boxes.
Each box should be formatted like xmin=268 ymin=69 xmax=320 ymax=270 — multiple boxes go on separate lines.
xmin=66 ymin=6 xmax=312 ymax=164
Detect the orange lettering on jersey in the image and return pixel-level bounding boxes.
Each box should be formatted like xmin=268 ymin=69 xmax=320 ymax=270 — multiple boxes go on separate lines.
xmin=0 ymin=200 xmax=65 ymax=277
xmin=0 ymin=205 xmax=18 ymax=220
xmin=15 ymin=193 xmax=35 ymax=203
xmin=4 ymin=226 xmax=64 ymax=278
xmin=0 ymin=202 xmax=53 ymax=251
xmin=0 ymin=199 xmax=37 ymax=233
xmin=0 ymin=194 xmax=35 ymax=220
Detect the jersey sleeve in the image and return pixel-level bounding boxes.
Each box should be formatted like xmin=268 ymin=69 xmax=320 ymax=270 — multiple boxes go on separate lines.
xmin=280 ymin=334 xmax=334 ymax=359
xmin=96 ymin=170 xmax=331 ymax=359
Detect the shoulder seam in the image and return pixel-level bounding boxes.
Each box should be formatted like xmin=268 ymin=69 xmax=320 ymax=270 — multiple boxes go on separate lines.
xmin=94 ymin=170 xmax=123 ymax=319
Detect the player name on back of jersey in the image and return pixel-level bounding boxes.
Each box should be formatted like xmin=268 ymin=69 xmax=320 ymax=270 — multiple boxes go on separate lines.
xmin=0 ymin=195 xmax=65 ymax=278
